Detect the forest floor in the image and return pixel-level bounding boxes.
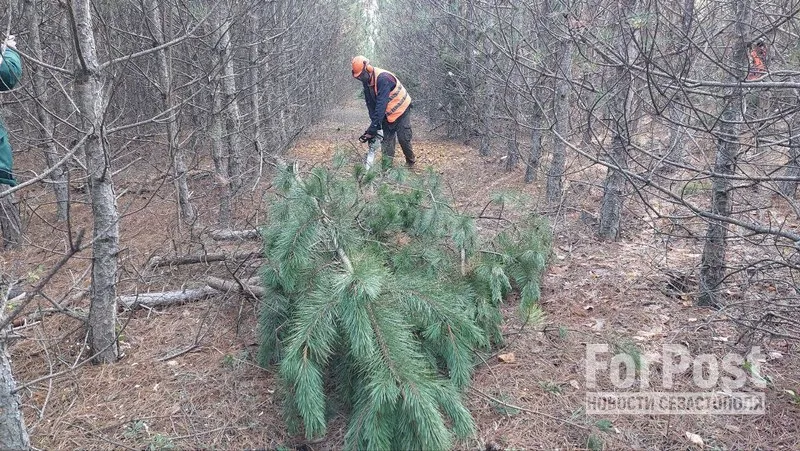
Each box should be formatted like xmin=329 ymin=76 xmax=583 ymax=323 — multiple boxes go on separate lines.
xmin=5 ymin=97 xmax=800 ymax=450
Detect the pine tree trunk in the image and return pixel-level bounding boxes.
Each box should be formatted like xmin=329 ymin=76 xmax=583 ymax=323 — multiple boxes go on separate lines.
xmin=779 ymin=136 xmax=800 ymax=197
xmin=698 ymin=0 xmax=749 ymax=307
xmin=28 ymin=0 xmax=69 ymax=222
xmin=213 ymin=14 xmax=243 ymax=192
xmin=598 ymin=0 xmax=638 ymax=240
xmin=779 ymin=112 xmax=800 ymax=197
xmin=146 ymin=0 xmax=195 ymax=225
xmin=659 ymin=0 xmax=694 ymax=174
xmin=506 ymin=129 xmax=519 ymax=171
xmin=249 ymin=12 xmax=264 ymax=166
xmin=72 ymin=0 xmax=119 ymax=363
xmin=0 ymin=339 xmax=29 ymax=449
xmin=211 ymin=90 xmax=232 ymax=228
xmin=0 ymin=195 xmax=20 ymax=250
xmin=479 ymin=80 xmax=494 ymax=157
xmin=505 ymin=81 xmax=520 ymax=171
xmin=1 ymin=283 xmax=29 ymax=448
xmin=526 ymin=0 xmax=551 ymax=184
xmin=526 ymin=106 xmax=543 ymax=183
xmin=547 ymin=6 xmax=572 ymax=203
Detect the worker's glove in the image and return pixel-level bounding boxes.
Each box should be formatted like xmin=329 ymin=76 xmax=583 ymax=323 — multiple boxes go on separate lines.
xmin=359 ymin=128 xmax=382 ymax=144
xmin=3 ymin=35 xmax=16 ymax=50
xmin=358 ymin=130 xmax=383 ymax=144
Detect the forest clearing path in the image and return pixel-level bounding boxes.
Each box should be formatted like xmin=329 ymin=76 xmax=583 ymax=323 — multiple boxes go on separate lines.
xmin=289 ymin=96 xmax=531 ymax=216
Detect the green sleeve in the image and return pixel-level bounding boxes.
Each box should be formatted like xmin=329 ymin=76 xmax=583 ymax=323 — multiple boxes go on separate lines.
xmin=0 ymin=48 xmax=22 ymax=91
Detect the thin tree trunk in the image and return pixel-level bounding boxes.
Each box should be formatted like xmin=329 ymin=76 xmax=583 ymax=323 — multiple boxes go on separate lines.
xmin=779 ymin=125 xmax=800 ymax=197
xmin=249 ymin=12 xmax=264 ymax=170
xmin=547 ymin=5 xmax=572 ymax=203
xmin=0 ymin=195 xmax=20 ymax=249
xmin=214 ymin=15 xmax=243 ymax=192
xmin=72 ymin=0 xmax=119 ymax=363
xmin=0 ymin=337 xmax=29 ymax=449
xmin=506 ymin=127 xmax=519 ymax=171
xmin=211 ymin=88 xmax=232 ymax=228
xmin=28 ymin=0 xmax=69 ymax=221
xmin=660 ymin=0 xmax=694 ymax=173
xmin=146 ymin=0 xmax=195 ymax=225
xmin=526 ymin=106 xmax=543 ymax=183
xmin=598 ymin=0 xmax=638 ymax=240
xmin=0 ymin=281 xmax=27 ymax=451
xmin=779 ymin=94 xmax=800 ymax=196
xmin=479 ymin=80 xmax=494 ymax=157
xmin=505 ymin=80 xmax=520 ymax=171
xmin=698 ymin=0 xmax=749 ymax=307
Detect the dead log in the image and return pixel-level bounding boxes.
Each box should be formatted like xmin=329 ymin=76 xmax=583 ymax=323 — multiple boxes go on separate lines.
xmin=206 ymin=276 xmax=264 ymax=299
xmin=209 ymin=228 xmax=261 ymax=241
xmin=118 ymin=287 xmax=218 ymax=310
xmin=148 ymin=251 xmax=260 ymax=268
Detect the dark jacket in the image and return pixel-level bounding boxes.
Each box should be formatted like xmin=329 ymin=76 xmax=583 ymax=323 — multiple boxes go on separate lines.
xmin=0 ymin=47 xmax=22 ymax=186
xmin=361 ymin=71 xmax=399 ymax=135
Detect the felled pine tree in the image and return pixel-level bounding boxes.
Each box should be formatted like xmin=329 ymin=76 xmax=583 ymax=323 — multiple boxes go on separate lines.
xmin=258 ymin=158 xmax=550 ymax=450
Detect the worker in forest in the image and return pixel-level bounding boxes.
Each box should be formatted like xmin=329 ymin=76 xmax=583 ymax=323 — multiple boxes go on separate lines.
xmin=0 ymin=34 xmax=23 ymax=249
xmin=351 ymin=55 xmax=416 ymax=168
xmin=746 ymin=41 xmax=768 ymax=81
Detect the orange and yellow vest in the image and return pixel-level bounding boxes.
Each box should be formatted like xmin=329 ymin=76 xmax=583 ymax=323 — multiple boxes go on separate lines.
xmin=371 ymin=68 xmax=411 ymax=123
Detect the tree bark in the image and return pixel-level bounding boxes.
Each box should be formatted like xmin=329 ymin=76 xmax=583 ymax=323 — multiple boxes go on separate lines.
xmin=659 ymin=0 xmax=694 ymax=174
xmin=206 ymin=276 xmax=264 ymax=299
xmin=213 ymin=13 xmax=243 ymax=193
xmin=780 ymin=127 xmax=800 ymax=198
xmin=779 ymin=105 xmax=800 ymax=197
xmin=0 ymin=340 xmax=29 ymax=449
xmin=249 ymin=11 xmax=265 ymax=174
xmin=119 ymin=287 xmax=217 ymax=310
xmin=146 ymin=0 xmax=195 ymax=225
xmin=72 ymin=0 xmax=120 ymax=363
xmin=0 ymin=290 xmax=30 ymax=449
xmin=698 ymin=0 xmax=749 ymax=306
xmin=209 ymin=228 xmax=261 ymax=241
xmin=27 ymin=0 xmax=69 ymax=221
xmin=526 ymin=106 xmax=543 ymax=183
xmin=148 ymin=250 xmax=260 ymax=268
xmin=546 ymin=2 xmax=573 ymax=203
xmin=598 ymin=0 xmax=638 ymax=240
xmin=211 ymin=88 xmax=232 ymax=228
xmin=0 ymin=195 xmax=20 ymax=250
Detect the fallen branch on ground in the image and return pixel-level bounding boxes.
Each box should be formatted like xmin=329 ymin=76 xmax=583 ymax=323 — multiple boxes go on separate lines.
xmin=118 ymin=287 xmax=218 ymax=310
xmin=209 ymin=228 xmax=261 ymax=241
xmin=148 ymin=251 xmax=260 ymax=268
xmin=469 ymin=387 xmax=590 ymax=431
xmin=206 ymin=276 xmax=264 ymax=299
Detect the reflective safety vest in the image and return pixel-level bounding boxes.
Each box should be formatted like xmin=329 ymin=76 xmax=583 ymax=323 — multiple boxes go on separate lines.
xmin=746 ymin=47 xmax=767 ymax=81
xmin=371 ymin=68 xmax=411 ymax=123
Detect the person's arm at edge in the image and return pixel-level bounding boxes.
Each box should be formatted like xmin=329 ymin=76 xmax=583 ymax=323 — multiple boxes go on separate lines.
xmin=0 ymin=48 xmax=22 ymax=91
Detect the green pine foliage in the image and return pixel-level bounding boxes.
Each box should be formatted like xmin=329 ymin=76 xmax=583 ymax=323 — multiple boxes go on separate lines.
xmin=258 ymin=160 xmax=550 ymax=450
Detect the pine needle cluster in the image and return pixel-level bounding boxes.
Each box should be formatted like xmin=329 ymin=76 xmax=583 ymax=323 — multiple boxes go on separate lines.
xmin=258 ymin=159 xmax=550 ymax=450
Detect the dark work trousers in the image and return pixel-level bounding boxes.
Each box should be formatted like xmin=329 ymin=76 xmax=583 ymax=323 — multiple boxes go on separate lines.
xmin=381 ymin=108 xmax=415 ymax=164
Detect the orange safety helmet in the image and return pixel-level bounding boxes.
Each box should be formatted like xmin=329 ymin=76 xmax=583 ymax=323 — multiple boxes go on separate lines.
xmin=351 ymin=55 xmax=372 ymax=78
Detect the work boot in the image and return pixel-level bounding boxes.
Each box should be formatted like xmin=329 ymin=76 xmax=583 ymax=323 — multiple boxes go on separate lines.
xmin=405 ymin=158 xmax=416 ymax=169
